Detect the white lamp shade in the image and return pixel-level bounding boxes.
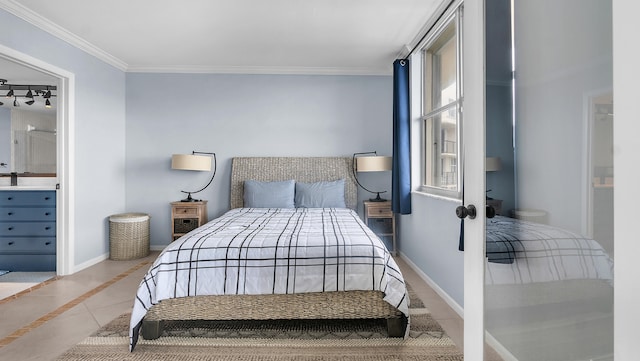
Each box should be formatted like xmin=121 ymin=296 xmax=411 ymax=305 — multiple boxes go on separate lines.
xmin=356 ymin=156 xmax=393 ymax=172
xmin=485 ymin=157 xmax=502 ymax=172
xmin=171 ymin=154 xmax=212 ymax=171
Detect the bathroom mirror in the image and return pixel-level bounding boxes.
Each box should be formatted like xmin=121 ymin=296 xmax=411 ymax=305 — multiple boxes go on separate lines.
xmin=0 ymin=57 xmax=58 ymax=176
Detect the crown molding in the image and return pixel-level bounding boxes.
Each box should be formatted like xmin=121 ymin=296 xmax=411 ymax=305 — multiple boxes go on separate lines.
xmin=0 ymin=0 xmax=128 ymax=71
xmin=126 ymin=65 xmax=393 ymax=76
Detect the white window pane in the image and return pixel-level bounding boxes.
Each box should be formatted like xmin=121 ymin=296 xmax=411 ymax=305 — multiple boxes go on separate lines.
xmin=424 ymin=106 xmax=459 ymax=191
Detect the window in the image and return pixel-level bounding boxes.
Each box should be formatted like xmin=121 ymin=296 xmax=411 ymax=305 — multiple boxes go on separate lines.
xmin=420 ymin=8 xmax=462 ymax=198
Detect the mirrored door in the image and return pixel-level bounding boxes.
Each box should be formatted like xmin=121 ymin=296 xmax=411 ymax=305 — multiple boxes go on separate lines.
xmin=483 ymin=1 xmax=614 ymax=360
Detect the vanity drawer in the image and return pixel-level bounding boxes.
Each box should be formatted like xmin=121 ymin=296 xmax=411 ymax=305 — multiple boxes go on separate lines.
xmin=1 ymin=191 xmax=56 ymax=206
xmin=0 ymin=254 xmax=56 ymax=271
xmin=0 ymin=222 xmax=56 ymax=236
xmin=0 ymin=237 xmax=56 ymax=254
xmin=0 ymin=208 xmax=56 ymax=221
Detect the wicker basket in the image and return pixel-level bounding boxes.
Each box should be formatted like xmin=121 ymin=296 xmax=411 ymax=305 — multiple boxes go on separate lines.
xmin=109 ymin=213 xmax=150 ymax=260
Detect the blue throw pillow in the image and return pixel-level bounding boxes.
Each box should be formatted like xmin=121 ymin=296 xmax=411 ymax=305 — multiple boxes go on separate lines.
xmin=295 ymin=179 xmax=346 ymax=208
xmin=243 ymin=180 xmax=295 ymax=208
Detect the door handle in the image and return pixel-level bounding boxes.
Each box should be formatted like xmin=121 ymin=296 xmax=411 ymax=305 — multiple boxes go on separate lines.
xmin=456 ymin=205 xmax=477 ymax=219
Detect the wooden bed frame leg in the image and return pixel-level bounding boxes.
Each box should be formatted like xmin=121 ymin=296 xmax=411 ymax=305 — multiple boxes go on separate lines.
xmin=387 ymin=315 xmax=408 ymax=337
xmin=141 ymin=320 xmax=164 ymax=340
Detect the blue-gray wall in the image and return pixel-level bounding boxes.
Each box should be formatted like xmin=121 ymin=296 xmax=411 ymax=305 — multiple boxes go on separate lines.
xmin=125 ymin=73 xmax=393 ymax=248
xmin=397 ymin=196 xmax=464 ymax=305
xmin=0 ymin=8 xmax=127 ymax=267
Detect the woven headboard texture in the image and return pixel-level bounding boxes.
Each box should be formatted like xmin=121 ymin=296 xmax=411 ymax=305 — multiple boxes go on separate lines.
xmin=230 ymin=157 xmax=357 ymax=209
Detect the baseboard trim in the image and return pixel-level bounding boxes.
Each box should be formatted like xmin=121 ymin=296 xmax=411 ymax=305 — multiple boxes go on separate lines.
xmin=398 ymin=251 xmax=464 ymax=317
xmin=72 ymin=252 xmax=109 ymax=273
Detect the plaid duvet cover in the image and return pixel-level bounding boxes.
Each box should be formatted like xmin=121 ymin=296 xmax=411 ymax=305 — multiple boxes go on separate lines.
xmin=485 ymin=216 xmax=614 ymax=285
xmin=129 ymin=207 xmax=409 ymax=351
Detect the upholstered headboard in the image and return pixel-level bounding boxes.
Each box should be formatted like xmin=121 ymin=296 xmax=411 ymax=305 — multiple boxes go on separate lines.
xmin=230 ymin=157 xmax=358 ymax=209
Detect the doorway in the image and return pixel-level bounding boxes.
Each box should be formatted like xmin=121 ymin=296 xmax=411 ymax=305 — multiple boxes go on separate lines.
xmin=0 ymin=44 xmax=75 ymax=276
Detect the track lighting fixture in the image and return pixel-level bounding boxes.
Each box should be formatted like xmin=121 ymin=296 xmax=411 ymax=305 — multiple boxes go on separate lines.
xmin=0 ymin=79 xmax=56 ymax=109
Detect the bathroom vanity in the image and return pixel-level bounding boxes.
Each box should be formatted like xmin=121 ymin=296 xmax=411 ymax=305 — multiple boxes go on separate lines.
xmin=0 ymin=188 xmax=56 ymax=271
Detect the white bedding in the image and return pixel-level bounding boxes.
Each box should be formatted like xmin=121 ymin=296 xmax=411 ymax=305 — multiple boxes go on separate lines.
xmin=129 ymin=207 xmax=409 ymax=350
xmin=485 ymin=216 xmax=614 ymax=285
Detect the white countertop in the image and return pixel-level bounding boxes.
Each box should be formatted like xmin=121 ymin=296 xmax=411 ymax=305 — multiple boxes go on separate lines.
xmin=0 ymin=185 xmax=57 ymax=190
xmin=0 ymin=177 xmax=57 ymax=190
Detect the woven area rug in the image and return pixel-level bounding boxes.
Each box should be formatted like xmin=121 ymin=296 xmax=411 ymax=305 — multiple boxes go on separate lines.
xmin=56 ymin=285 xmax=462 ymax=361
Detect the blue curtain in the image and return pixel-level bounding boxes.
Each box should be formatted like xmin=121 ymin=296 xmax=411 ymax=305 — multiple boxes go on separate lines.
xmin=392 ymin=59 xmax=411 ymax=214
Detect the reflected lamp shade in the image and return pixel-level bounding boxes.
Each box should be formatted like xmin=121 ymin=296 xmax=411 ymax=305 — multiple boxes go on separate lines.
xmin=485 ymin=157 xmax=502 ymax=172
xmin=355 ymin=156 xmax=393 ymax=172
xmin=171 ymin=154 xmax=212 ymax=172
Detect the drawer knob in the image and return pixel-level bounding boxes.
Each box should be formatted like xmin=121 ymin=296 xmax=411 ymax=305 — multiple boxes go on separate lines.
xmin=8 ymin=241 xmax=14 ymax=246
xmin=7 ymin=212 xmax=13 ymax=216
xmin=45 ymin=197 xmax=50 ymax=200
xmin=45 ymin=226 xmax=51 ymax=230
xmin=45 ymin=212 xmax=51 ymax=216
xmin=7 ymin=227 xmax=13 ymax=231
xmin=7 ymin=197 xmax=13 ymax=200
xmin=45 ymin=242 xmax=52 ymax=246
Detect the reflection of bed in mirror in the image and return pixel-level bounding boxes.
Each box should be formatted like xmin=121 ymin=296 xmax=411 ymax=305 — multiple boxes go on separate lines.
xmin=484 ymin=216 xmax=613 ymax=360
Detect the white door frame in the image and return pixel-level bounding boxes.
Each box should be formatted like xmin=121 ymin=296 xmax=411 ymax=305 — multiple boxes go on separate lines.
xmin=462 ymin=0 xmax=486 ymax=359
xmin=612 ymin=1 xmax=639 ymax=358
xmin=0 ymin=44 xmax=75 ymax=275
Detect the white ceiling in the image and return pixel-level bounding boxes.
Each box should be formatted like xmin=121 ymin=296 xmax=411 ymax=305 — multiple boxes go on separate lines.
xmin=0 ymin=0 xmax=442 ymax=75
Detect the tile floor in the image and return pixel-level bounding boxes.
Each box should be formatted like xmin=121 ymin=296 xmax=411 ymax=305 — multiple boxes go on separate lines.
xmin=0 ymin=253 xmax=468 ymax=360
xmin=0 ymin=272 xmax=58 ymax=300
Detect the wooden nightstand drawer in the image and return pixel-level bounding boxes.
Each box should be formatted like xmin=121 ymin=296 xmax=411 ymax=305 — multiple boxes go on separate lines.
xmin=174 ymin=207 xmax=199 ymax=216
xmin=367 ymin=205 xmax=393 ymax=218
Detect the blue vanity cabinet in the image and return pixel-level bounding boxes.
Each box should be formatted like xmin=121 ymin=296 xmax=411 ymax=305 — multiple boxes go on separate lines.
xmin=0 ymin=190 xmax=56 ymax=271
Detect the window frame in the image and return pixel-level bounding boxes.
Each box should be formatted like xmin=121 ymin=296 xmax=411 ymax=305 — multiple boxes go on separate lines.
xmin=418 ymin=5 xmax=464 ymax=200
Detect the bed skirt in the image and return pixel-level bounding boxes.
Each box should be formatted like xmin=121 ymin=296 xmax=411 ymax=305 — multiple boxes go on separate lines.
xmin=141 ymin=290 xmax=407 ymax=339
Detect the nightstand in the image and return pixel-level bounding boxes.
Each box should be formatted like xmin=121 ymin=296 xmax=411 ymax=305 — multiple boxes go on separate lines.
xmin=486 ymin=198 xmax=503 ymax=216
xmin=171 ymin=201 xmax=207 ymax=241
xmin=363 ymin=200 xmax=396 ymax=255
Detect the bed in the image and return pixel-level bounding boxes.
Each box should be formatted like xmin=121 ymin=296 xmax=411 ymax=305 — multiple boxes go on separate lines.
xmin=485 ymin=215 xmax=613 ymax=285
xmin=483 ymin=216 xmax=614 ymax=360
xmin=129 ymin=157 xmax=409 ymax=351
